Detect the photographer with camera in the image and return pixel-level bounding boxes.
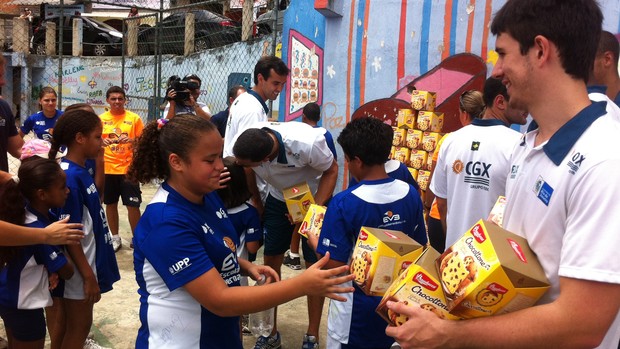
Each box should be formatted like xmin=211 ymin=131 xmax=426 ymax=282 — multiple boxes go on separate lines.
xmin=163 ymin=74 xmax=212 ymax=120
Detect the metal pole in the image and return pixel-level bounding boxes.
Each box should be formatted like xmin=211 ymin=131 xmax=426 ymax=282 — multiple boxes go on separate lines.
xmin=57 ymin=0 xmax=64 ymax=108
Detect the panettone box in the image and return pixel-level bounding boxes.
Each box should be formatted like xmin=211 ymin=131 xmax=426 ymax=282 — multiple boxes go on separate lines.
xmin=409 ymin=150 xmax=428 ymax=170
xmin=407 ymin=167 xmax=419 ymax=181
xmin=397 ymin=109 xmax=417 ymax=129
xmin=411 ymin=90 xmax=437 ymax=111
xmin=350 ymin=227 xmax=424 ymax=296
xmin=392 ymin=147 xmax=411 ymax=165
xmin=436 ymin=220 xmax=550 ymax=319
xmin=417 ymin=170 xmax=431 ymax=191
xmin=487 ymin=196 xmax=507 ymax=228
xmin=405 ymin=129 xmax=423 ymax=149
xmin=298 ymin=204 xmax=326 ymax=238
xmin=421 ymin=132 xmax=441 ymax=152
xmin=376 ymin=247 xmax=462 ymax=325
xmin=283 ymin=182 xmax=315 ymax=223
xmin=392 ymin=127 xmax=407 ymax=147
xmin=417 ymin=111 xmax=444 ymax=133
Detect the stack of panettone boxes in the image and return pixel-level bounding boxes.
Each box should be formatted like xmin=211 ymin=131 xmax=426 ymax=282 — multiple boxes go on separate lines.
xmin=390 ymin=90 xmax=444 ymax=200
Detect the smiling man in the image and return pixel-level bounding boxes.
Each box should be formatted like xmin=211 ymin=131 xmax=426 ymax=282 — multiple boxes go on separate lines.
xmin=386 ymin=1 xmax=620 ymax=348
xmin=223 ymin=56 xmax=289 ymax=157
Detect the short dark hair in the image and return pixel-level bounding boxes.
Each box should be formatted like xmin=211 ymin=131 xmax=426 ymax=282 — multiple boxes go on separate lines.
xmin=490 ymin=0 xmax=603 ymax=82
xmin=337 ymin=117 xmax=392 ymax=166
xmin=228 ymin=85 xmax=246 ymax=103
xmin=254 ymin=56 xmax=290 ymax=84
xmin=303 ymin=103 xmax=320 ymax=122
xmin=216 ymin=157 xmax=252 ymax=208
xmin=183 ymin=74 xmax=202 ymax=88
xmin=483 ymin=77 xmax=508 ymax=108
xmin=106 ymin=85 xmax=125 ymax=99
xmin=598 ymin=30 xmax=620 ymax=67
xmin=233 ymin=128 xmax=273 ymax=162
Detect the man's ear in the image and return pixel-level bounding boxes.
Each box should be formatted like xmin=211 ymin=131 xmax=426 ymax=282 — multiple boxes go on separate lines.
xmin=168 ymin=153 xmax=184 ymax=172
xmin=602 ymin=51 xmax=615 ymax=68
xmin=495 ymin=94 xmax=507 ymax=111
xmin=533 ymin=35 xmax=552 ymax=66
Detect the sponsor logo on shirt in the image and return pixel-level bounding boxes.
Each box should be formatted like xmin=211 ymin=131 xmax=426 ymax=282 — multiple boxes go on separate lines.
xmin=533 ymin=176 xmax=553 ymax=206
xmin=36 ymin=120 xmax=46 ymax=125
xmin=215 ymin=208 xmax=228 ymax=219
xmin=86 ymin=183 xmax=97 ymax=195
xmin=169 ymin=257 xmax=192 ymax=275
xmin=223 ymin=236 xmax=236 ymax=252
xmin=471 ymin=141 xmax=480 ymax=151
xmin=49 ymin=251 xmax=59 ymax=260
xmin=221 ymin=254 xmax=237 ymax=273
xmin=510 ymin=165 xmax=519 ymax=179
xmin=566 ymin=151 xmax=585 ymax=175
xmin=463 ymin=161 xmax=491 ymax=190
xmin=202 ymin=223 xmax=214 ymax=235
xmin=382 ymin=211 xmax=401 ymax=224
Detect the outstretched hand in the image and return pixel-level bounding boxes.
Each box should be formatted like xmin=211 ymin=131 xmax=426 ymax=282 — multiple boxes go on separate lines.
xmin=44 ymin=217 xmax=84 ymax=245
xmin=301 ymin=252 xmax=355 ymax=301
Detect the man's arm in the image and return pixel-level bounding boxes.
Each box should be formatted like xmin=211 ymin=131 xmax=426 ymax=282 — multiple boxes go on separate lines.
xmin=314 ymin=160 xmax=338 ymax=206
xmin=386 ymin=276 xmax=620 ymax=348
xmin=7 ymin=134 xmax=24 ymax=159
xmin=193 ymin=102 xmax=212 ymax=121
xmin=244 ymin=167 xmax=264 ymax=217
xmin=436 ymin=196 xmax=447 ymax=234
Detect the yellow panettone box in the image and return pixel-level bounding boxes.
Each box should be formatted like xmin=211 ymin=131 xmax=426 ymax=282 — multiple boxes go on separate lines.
xmin=377 ymin=247 xmax=461 ymax=325
xmin=392 ymin=147 xmax=411 ymax=165
xmin=436 ymin=220 xmax=550 ymax=319
xmin=421 ymin=132 xmax=441 ymax=152
xmin=425 ymin=150 xmax=434 ymax=171
xmin=417 ymin=111 xmax=444 ymax=133
xmin=283 ymin=182 xmax=315 ymax=224
xmin=298 ymin=204 xmax=326 ymax=238
xmin=350 ymin=227 xmax=424 ymax=296
xmin=397 ymin=109 xmax=417 ymax=129
xmin=407 ymin=167 xmax=419 ymax=181
xmin=392 ymin=127 xmax=407 ymax=147
xmin=417 ymin=170 xmax=431 ymax=191
xmin=487 ymin=196 xmax=507 ymax=228
xmin=411 ymin=90 xmax=437 ymax=111
xmin=409 ymin=150 xmax=428 ymax=170
xmin=405 ymin=129 xmax=423 ymax=149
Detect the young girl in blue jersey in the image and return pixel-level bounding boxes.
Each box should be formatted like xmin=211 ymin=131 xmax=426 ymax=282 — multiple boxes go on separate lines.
xmin=127 ymin=115 xmax=354 ymax=349
xmin=0 ymin=156 xmax=74 ymax=349
xmin=48 ymin=109 xmax=120 ymax=349
xmin=19 ymin=87 xmax=63 ymax=141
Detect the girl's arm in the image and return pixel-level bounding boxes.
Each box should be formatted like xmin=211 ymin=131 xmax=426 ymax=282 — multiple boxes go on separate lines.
xmin=0 ymin=218 xmax=83 ymax=246
xmin=65 ymin=243 xmax=100 ymax=304
xmin=57 ymin=260 xmax=74 ymax=280
xmin=184 ymin=252 xmax=354 ymax=317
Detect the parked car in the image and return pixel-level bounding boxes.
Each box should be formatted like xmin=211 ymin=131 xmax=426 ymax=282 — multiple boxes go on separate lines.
xmin=32 ymin=15 xmax=123 ymax=56
xmin=137 ymin=10 xmax=241 ymax=55
xmin=256 ymin=8 xmax=286 ymax=35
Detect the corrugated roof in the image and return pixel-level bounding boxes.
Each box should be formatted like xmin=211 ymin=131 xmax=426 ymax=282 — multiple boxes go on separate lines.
xmin=5 ymin=0 xmax=77 ymax=5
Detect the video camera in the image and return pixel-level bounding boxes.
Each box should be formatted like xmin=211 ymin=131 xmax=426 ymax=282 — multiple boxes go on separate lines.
xmin=167 ymin=76 xmax=200 ymax=102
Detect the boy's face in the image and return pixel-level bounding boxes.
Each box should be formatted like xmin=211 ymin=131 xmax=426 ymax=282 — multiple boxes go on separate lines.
xmin=107 ymin=93 xmax=126 ymax=114
xmin=492 ymin=33 xmax=534 ymax=113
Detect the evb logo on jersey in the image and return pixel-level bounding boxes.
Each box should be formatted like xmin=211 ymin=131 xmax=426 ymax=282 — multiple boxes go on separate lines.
xmin=383 ymin=211 xmax=401 ymax=224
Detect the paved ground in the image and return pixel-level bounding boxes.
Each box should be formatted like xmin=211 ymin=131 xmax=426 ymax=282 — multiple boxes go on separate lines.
xmin=1 ymin=182 xmax=329 ymax=349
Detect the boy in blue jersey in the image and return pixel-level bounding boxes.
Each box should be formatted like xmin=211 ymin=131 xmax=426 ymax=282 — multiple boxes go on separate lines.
xmin=307 ymin=117 xmax=427 ymax=349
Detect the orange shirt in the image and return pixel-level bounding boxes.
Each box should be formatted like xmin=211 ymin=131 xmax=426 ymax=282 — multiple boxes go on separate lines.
xmin=100 ymin=110 xmax=144 ymax=175
xmin=429 ymin=133 xmax=448 ymax=219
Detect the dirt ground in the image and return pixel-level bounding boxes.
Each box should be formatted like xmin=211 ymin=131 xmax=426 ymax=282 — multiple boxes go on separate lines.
xmin=1 ymin=182 xmax=329 ymax=349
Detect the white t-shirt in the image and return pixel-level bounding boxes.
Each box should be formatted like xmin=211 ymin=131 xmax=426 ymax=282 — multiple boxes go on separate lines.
xmin=248 ymin=121 xmax=334 ymax=202
xmin=163 ymin=101 xmax=211 ymax=118
xmin=223 ymin=90 xmax=269 ymax=157
xmin=503 ymin=101 xmax=620 ymax=348
xmin=430 ymin=118 xmax=521 ymax=248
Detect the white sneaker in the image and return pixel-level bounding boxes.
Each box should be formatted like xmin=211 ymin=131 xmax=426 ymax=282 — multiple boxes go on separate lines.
xmin=112 ymin=236 xmax=122 ymax=252
xmin=83 ymin=338 xmax=111 ymax=349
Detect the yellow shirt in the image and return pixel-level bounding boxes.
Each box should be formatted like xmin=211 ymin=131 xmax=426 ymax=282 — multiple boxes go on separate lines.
xmin=100 ymin=110 xmax=144 ymax=175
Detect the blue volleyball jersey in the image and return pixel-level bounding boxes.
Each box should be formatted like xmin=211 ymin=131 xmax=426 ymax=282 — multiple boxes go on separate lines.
xmin=20 ymin=110 xmax=63 ymax=141
xmin=227 ymin=202 xmax=263 ymax=260
xmin=59 ymin=158 xmax=119 ymax=298
xmin=134 ymin=183 xmax=242 ymax=349
xmin=0 ymin=208 xmax=67 ymax=309
xmin=349 ymin=159 xmax=420 ymax=192
xmin=316 ymin=177 xmax=426 ymax=348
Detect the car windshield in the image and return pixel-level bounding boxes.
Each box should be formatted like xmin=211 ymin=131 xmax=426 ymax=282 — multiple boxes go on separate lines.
xmin=83 ymin=17 xmax=118 ymax=32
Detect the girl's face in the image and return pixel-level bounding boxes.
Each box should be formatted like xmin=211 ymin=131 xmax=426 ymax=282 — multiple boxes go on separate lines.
xmin=178 ymin=130 xmax=225 ymax=195
xmin=83 ymin=124 xmax=103 ymax=159
xmin=40 ymin=92 xmax=58 ymax=114
xmin=43 ymin=171 xmax=69 ymax=209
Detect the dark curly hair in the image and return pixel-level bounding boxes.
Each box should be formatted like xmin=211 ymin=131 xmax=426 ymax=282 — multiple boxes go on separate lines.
xmin=128 ymin=115 xmax=217 ymax=183
xmin=337 ymin=117 xmax=393 ymax=166
xmin=216 ymin=157 xmax=252 ymax=209
xmin=49 ymin=109 xmax=102 ymax=159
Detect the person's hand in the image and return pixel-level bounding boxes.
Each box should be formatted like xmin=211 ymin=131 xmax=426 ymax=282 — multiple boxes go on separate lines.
xmin=83 ymin=276 xmax=102 ymax=304
xmin=102 ymin=138 xmax=116 ymax=146
xmin=117 ymin=135 xmax=130 ymax=144
xmin=43 ymin=217 xmax=84 ymax=245
xmin=217 ymin=167 xmax=231 ymax=189
xmin=167 ymin=89 xmax=177 ymax=100
xmin=384 ymin=300 xmax=449 ymax=348
xmin=187 ymin=94 xmax=197 ymax=107
xmin=299 ymin=252 xmax=354 ymax=301
xmin=247 ymin=264 xmax=280 ymax=284
xmin=48 ymin=272 xmax=59 ymax=290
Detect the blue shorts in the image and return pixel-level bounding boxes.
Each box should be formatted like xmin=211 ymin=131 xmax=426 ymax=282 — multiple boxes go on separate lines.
xmin=263 ymin=195 xmax=318 ymax=263
xmin=0 ymin=306 xmax=46 ymax=341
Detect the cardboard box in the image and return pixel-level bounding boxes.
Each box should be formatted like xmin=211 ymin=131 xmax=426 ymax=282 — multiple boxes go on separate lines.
xmin=392 ymin=127 xmax=407 ymax=147
xmin=392 ymin=147 xmax=411 ymax=166
xmin=409 ymin=150 xmax=428 ymax=170
xmin=397 ymin=109 xmax=417 ymax=129
xmin=283 ymin=182 xmax=315 ymax=223
xmin=377 ymin=247 xmax=462 ymax=325
xmin=417 ymin=111 xmax=444 ymax=133
xmin=407 ymin=167 xmax=418 ymax=181
xmin=405 ymin=129 xmax=423 ymax=150
xmin=299 ymin=204 xmax=326 ymax=238
xmin=417 ymin=170 xmax=431 ymax=191
xmin=421 ymin=132 xmax=441 ymax=152
xmin=350 ymin=227 xmax=424 ymax=296
xmin=437 ymin=220 xmax=550 ymax=319
xmin=411 ymin=90 xmax=437 ymax=111
xmin=487 ymin=196 xmax=507 ymax=228
xmin=390 ymin=146 xmax=396 ymax=159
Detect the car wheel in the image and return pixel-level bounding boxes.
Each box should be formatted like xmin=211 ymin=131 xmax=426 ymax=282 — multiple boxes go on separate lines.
xmin=93 ymin=41 xmax=108 ymax=56
xmin=35 ymin=43 xmax=46 ymax=55
xmin=195 ymin=37 xmax=210 ymax=52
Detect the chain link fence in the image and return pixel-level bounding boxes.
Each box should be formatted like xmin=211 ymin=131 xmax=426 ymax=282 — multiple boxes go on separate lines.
xmin=1 ymin=0 xmax=283 ymax=174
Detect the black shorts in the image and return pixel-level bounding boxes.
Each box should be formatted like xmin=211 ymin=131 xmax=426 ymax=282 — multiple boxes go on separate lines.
xmin=263 ymin=195 xmax=318 ymax=263
xmin=0 ymin=306 xmax=46 ymax=341
xmin=103 ymin=174 xmax=142 ymax=207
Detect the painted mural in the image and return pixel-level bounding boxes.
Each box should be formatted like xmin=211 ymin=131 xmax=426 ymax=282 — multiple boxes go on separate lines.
xmin=286 ymin=30 xmax=323 ymax=120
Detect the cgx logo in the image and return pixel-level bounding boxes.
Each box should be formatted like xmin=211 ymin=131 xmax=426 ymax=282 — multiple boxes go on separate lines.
xmin=466 ymin=161 xmax=491 ymax=177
